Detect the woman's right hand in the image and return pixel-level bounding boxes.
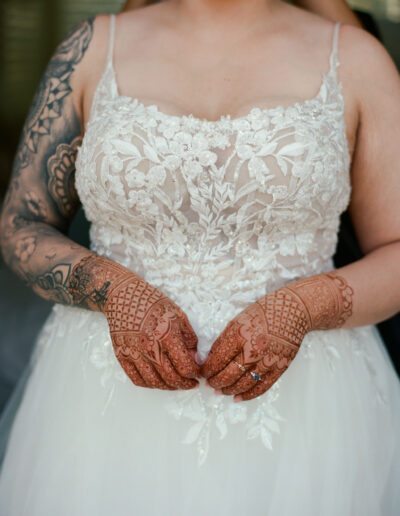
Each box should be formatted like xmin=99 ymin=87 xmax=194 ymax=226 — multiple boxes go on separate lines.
xmin=104 ymin=283 xmax=201 ymax=390
xmin=69 ymin=255 xmax=201 ymax=390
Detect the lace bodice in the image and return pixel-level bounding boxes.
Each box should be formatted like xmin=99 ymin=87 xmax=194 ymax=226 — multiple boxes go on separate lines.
xmin=74 ymin=15 xmax=352 ymax=464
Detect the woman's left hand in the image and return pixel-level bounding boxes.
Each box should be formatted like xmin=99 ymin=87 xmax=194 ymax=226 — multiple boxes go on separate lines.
xmin=200 ymin=272 xmax=354 ymax=401
xmin=200 ymin=288 xmax=311 ymax=402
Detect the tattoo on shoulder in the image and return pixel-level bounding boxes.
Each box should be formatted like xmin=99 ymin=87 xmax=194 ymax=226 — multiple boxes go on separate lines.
xmin=16 ymin=18 xmax=94 ymax=170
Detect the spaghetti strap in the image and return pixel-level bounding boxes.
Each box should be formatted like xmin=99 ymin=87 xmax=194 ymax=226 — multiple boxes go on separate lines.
xmin=106 ymin=13 xmax=116 ymax=67
xmin=329 ymin=22 xmax=341 ymax=74
xmin=88 ymin=13 xmax=118 ymax=109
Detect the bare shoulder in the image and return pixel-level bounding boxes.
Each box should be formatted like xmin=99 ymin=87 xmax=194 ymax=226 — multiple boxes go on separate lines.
xmin=76 ymin=6 xmax=170 ymax=125
xmin=338 ymin=23 xmax=398 ymax=74
xmin=78 ymin=5 xmax=165 ymax=65
xmin=285 ymin=4 xmax=398 ymax=95
xmin=293 ymin=13 xmax=399 ymax=150
xmin=335 ymin=23 xmax=400 ymax=109
xmin=114 ymin=1 xmax=172 ymax=32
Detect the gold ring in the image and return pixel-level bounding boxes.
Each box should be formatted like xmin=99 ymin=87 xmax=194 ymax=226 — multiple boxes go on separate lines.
xmin=233 ymin=360 xmax=246 ymax=372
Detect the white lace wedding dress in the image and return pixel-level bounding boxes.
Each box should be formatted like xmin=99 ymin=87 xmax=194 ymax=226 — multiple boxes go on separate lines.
xmin=0 ymin=15 xmax=399 ymax=515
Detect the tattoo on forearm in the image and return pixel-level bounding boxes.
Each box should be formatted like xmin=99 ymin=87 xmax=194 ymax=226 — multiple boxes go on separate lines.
xmin=67 ymin=255 xmax=127 ymax=311
xmin=34 ymin=263 xmax=74 ymax=305
xmin=28 ymin=253 xmax=117 ymax=308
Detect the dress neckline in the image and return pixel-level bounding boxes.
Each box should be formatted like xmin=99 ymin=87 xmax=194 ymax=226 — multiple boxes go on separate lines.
xmin=100 ymin=14 xmax=343 ymax=128
xmin=109 ymin=64 xmax=334 ymax=127
xmin=101 ymin=63 xmax=351 ymax=166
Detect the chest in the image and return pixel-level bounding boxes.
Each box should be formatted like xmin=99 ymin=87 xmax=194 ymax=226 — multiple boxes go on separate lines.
xmin=76 ymin=83 xmax=351 ymax=239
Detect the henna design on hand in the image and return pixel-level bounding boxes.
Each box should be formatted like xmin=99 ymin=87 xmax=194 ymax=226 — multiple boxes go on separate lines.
xmin=201 ymin=272 xmax=353 ymax=401
xmin=284 ymin=273 xmax=354 ymax=329
xmin=68 ymin=255 xmax=201 ymax=390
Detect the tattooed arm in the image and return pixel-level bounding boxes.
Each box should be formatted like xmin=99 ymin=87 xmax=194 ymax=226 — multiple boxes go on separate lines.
xmin=0 ymin=16 xmax=200 ymax=390
xmin=0 ymin=19 xmax=93 ymax=303
xmin=201 ymin=25 xmax=400 ymax=401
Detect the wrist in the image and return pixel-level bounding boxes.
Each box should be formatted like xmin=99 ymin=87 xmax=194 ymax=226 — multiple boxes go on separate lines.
xmin=67 ymin=254 xmax=137 ymax=313
xmin=255 ymin=286 xmax=312 ymax=347
xmin=283 ymin=272 xmax=354 ymax=331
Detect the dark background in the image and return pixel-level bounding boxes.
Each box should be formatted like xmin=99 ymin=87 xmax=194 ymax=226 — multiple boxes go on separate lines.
xmin=0 ymin=0 xmax=399 ymax=420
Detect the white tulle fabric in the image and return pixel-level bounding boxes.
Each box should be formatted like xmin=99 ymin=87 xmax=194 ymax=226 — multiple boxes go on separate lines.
xmin=0 ymin=15 xmax=400 ymax=515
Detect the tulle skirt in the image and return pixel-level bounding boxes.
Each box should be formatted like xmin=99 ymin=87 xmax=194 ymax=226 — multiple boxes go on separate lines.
xmin=0 ymin=303 xmax=399 ymax=516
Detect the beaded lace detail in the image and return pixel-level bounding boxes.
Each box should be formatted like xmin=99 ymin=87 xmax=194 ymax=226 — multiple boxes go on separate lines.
xmin=74 ymin=15 xmax=353 ymax=465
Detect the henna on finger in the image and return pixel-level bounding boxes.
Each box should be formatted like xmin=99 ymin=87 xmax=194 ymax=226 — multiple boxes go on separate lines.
xmin=235 ymin=356 xmax=289 ymax=401
xmin=224 ymin=335 xmax=297 ymax=395
xmin=119 ymin=357 xmax=147 ymax=388
xmin=221 ymin=372 xmax=260 ymax=395
xmin=235 ymin=373 xmax=275 ymax=402
xmin=222 ymin=355 xmax=286 ymax=396
xmin=200 ymin=320 xmax=247 ymax=378
xmin=179 ymin=314 xmax=198 ymax=350
xmin=221 ymin=365 xmax=266 ymax=395
xmin=111 ymin=331 xmax=172 ymax=390
xmin=133 ymin=353 xmax=174 ymax=390
xmin=160 ymin=319 xmax=200 ymax=379
xmin=152 ymin=351 xmax=199 ymax=390
xmin=207 ymin=353 xmax=248 ymax=389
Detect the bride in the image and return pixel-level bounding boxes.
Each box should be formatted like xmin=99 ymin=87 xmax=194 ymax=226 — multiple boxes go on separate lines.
xmin=0 ymin=0 xmax=399 ymax=514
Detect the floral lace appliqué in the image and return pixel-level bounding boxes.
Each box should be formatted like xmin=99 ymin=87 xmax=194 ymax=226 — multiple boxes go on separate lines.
xmin=164 ymin=378 xmax=284 ymax=466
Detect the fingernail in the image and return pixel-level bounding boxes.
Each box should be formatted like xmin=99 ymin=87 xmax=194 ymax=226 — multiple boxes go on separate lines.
xmin=214 ymin=389 xmax=222 ymax=395
xmin=194 ymin=382 xmax=200 ymax=389
xmin=234 ymin=395 xmax=242 ymax=403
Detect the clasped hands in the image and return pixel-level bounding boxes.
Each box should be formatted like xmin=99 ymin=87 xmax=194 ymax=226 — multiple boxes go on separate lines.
xmin=102 ymin=271 xmax=337 ymax=402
